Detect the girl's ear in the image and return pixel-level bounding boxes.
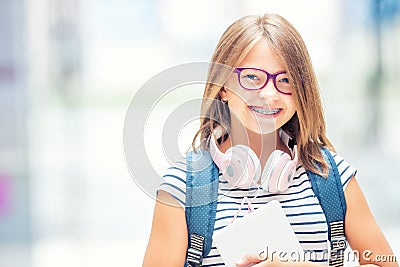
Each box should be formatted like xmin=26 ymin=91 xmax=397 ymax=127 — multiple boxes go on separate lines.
xmin=219 ymin=87 xmax=228 ymax=102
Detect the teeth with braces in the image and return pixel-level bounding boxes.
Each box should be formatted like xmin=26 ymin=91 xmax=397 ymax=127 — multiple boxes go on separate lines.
xmin=251 ymin=107 xmax=280 ymax=115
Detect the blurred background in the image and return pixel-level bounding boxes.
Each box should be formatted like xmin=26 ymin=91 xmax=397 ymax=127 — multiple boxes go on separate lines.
xmin=0 ymin=0 xmax=399 ymax=266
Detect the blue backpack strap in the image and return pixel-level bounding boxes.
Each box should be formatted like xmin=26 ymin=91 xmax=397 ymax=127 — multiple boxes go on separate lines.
xmin=307 ymin=147 xmax=347 ymax=267
xmin=185 ymin=149 xmax=219 ymax=267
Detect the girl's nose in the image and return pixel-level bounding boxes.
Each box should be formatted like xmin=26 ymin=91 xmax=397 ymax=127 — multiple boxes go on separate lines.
xmin=258 ymin=80 xmax=279 ymax=100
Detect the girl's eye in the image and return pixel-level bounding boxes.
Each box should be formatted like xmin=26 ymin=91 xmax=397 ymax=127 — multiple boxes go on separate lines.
xmin=279 ymin=77 xmax=289 ymax=83
xmin=243 ymin=74 xmax=259 ymax=80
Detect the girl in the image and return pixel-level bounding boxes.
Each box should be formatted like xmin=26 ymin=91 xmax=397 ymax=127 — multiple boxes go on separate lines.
xmin=142 ymin=14 xmax=397 ymax=267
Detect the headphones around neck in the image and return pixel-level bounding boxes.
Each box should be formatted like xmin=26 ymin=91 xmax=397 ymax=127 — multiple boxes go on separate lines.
xmin=209 ymin=127 xmax=298 ymax=193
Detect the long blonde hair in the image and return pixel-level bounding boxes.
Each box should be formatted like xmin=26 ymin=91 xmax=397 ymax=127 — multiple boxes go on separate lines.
xmin=191 ymin=14 xmax=334 ymax=177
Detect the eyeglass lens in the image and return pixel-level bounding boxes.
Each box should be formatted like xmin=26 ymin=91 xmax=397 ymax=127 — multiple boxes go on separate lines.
xmin=238 ymin=69 xmax=292 ymax=94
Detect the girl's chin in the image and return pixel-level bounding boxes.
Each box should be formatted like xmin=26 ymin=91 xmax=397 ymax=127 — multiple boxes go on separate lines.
xmin=245 ymin=121 xmax=277 ymax=135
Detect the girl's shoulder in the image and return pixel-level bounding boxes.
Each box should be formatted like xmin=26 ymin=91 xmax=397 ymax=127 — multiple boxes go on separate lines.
xmin=328 ymin=150 xmax=358 ymax=190
xmin=158 ymin=160 xmax=188 ymax=208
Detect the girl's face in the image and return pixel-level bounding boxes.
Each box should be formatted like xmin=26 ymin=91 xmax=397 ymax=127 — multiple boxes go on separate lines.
xmin=222 ymin=39 xmax=297 ymax=135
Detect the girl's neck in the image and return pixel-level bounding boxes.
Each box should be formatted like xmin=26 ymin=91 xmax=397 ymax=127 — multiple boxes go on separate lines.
xmin=219 ymin=126 xmax=289 ymax=169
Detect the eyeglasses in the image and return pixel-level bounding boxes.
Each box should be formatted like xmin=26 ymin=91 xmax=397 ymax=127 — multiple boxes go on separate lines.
xmin=233 ymin=67 xmax=293 ymax=95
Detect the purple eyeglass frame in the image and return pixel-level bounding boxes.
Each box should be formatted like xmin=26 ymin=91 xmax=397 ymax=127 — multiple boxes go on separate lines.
xmin=233 ymin=67 xmax=292 ymax=95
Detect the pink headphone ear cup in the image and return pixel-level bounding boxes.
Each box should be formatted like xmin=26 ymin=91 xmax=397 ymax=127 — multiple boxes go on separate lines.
xmin=209 ymin=128 xmax=263 ymax=189
xmin=221 ymin=146 xmax=250 ymax=188
xmin=261 ymin=150 xmax=285 ymax=193
xmin=221 ymin=146 xmax=243 ymax=187
xmin=233 ymin=145 xmax=261 ymax=188
xmin=275 ymin=146 xmax=298 ymax=192
xmin=265 ymin=149 xmax=298 ymax=193
xmin=277 ymin=160 xmax=296 ymax=192
xmin=209 ymin=131 xmax=259 ymax=188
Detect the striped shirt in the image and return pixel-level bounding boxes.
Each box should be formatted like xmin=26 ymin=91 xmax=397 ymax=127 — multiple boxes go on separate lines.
xmin=158 ymin=151 xmax=357 ymax=266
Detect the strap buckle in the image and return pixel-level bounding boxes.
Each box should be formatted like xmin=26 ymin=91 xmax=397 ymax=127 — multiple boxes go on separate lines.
xmin=186 ymin=234 xmax=204 ymax=267
xmin=187 ymin=247 xmax=203 ymax=267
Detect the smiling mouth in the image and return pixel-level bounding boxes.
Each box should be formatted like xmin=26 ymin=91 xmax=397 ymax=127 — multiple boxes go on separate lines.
xmin=249 ymin=106 xmax=282 ymax=115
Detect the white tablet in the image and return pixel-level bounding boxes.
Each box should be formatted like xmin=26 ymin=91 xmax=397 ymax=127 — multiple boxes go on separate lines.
xmin=213 ymin=200 xmax=303 ymax=267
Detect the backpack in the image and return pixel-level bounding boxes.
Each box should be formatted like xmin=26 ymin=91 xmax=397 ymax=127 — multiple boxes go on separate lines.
xmin=185 ymin=147 xmax=347 ymax=267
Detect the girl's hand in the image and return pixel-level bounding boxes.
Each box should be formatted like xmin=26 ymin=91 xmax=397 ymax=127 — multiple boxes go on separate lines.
xmin=235 ymin=252 xmax=320 ymax=267
xmin=235 ymin=253 xmax=263 ymax=266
